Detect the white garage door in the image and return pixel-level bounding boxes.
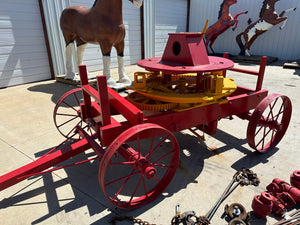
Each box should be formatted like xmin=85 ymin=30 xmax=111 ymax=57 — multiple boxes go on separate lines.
xmin=0 ymin=0 xmax=51 ymax=88
xmin=155 ymin=0 xmax=188 ymax=57
xmin=42 ymin=0 xmax=142 ymax=77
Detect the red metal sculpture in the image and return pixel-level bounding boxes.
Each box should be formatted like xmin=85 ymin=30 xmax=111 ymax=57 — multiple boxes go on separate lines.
xmin=204 ymin=0 xmax=247 ymax=54
xmin=236 ymin=0 xmax=296 ymax=56
xmin=60 ymin=0 xmax=143 ymax=87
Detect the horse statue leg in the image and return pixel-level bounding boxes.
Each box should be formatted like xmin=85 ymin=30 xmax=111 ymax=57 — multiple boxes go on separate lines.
xmin=208 ymin=35 xmax=218 ymax=55
xmin=98 ymin=39 xmax=120 ymax=88
xmin=279 ymin=7 xmax=296 ymax=30
xmin=236 ymin=32 xmax=245 ymax=55
xmin=65 ymin=40 xmax=89 ymax=80
xmin=75 ymin=38 xmax=92 ymax=78
xmin=76 ymin=43 xmax=87 ymax=68
xmin=204 ymin=28 xmax=215 ymax=54
xmin=65 ymin=41 xmax=76 ymax=80
xmin=101 ymin=54 xmax=126 ymax=88
xmin=102 ymin=54 xmax=117 ymax=87
xmin=115 ymin=40 xmax=132 ymax=86
xmin=117 ymin=55 xmax=131 ymax=85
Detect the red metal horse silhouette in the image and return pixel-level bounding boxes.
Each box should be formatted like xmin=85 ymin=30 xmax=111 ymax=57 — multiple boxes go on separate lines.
xmin=204 ymin=0 xmax=247 ymax=54
xmin=236 ymin=0 xmax=296 ymax=56
xmin=60 ymin=0 xmax=143 ymax=87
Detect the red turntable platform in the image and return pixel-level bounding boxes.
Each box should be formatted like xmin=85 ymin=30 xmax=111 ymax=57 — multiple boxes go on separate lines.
xmin=137 ymin=32 xmax=234 ymax=74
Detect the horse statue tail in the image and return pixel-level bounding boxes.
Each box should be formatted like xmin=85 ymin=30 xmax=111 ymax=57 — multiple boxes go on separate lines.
xmin=236 ymin=32 xmax=245 ymax=55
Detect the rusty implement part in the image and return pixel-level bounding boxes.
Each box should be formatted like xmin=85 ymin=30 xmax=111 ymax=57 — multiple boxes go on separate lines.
xmin=290 ymin=170 xmax=300 ymax=189
xmin=270 ymin=195 xmax=287 ymax=216
xmin=268 ymin=178 xmax=300 ymax=203
xmin=276 ymin=192 xmax=297 ymax=209
xmin=171 ymin=204 xmax=210 ymax=225
xmin=109 ymin=216 xmax=156 ymax=225
xmin=205 ymin=168 xmax=259 ymax=222
xmin=252 ymin=192 xmax=273 ymax=218
xmin=224 ymin=203 xmax=249 ymax=221
xmin=228 ymin=219 xmax=247 ymax=225
xmin=273 ymin=209 xmax=300 ymax=225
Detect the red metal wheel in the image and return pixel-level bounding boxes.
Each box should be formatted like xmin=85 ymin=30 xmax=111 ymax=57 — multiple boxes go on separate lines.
xmin=247 ymin=94 xmax=292 ymax=153
xmin=54 ymin=88 xmax=91 ymax=140
xmin=99 ymin=123 xmax=180 ymax=209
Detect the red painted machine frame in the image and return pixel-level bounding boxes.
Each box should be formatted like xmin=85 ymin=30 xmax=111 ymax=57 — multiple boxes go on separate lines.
xmin=0 ymin=54 xmax=292 ymax=210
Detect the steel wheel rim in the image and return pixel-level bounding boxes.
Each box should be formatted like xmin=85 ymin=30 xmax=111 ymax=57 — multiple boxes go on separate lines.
xmin=228 ymin=219 xmax=247 ymax=225
xmin=53 ymin=88 xmax=91 ymax=140
xmin=247 ymin=94 xmax=292 ymax=153
xmin=99 ymin=123 xmax=180 ymax=209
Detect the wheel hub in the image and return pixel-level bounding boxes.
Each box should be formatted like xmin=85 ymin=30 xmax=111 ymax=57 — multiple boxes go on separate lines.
xmin=135 ymin=158 xmax=156 ymax=179
xmin=118 ymin=144 xmax=157 ymax=179
xmin=259 ymin=119 xmax=282 ymax=131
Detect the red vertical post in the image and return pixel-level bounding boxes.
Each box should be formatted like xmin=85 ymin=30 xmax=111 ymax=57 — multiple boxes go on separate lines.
xmin=196 ymin=73 xmax=203 ymax=93
xmin=256 ymin=56 xmax=267 ymax=91
xmin=79 ymin=65 xmax=92 ymax=118
xmin=97 ymin=76 xmax=111 ymax=126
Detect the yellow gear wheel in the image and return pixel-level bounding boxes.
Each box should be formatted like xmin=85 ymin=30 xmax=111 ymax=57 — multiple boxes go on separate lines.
xmin=127 ymin=92 xmax=177 ymax=111
xmin=126 ymin=71 xmax=237 ymax=111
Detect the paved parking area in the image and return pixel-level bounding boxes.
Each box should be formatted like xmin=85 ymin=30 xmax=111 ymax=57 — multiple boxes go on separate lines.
xmin=0 ymin=62 xmax=299 ymax=225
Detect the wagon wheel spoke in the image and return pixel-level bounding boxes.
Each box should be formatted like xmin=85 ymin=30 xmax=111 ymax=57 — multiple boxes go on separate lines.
xmin=65 ymin=121 xmax=82 ymax=138
xmin=137 ymin=132 xmax=141 ymax=159
xmin=109 ymin=169 xmax=139 ymax=201
xmin=129 ymin=176 xmax=144 ymax=203
xmin=57 ymin=115 xmax=79 ymax=129
xmin=255 ymin=126 xmax=273 ymax=150
xmin=99 ymin=123 xmax=179 ymax=209
xmin=153 ymin=150 xmax=176 ymax=165
xmin=61 ymin=99 xmax=80 ymax=113
xmin=105 ymin=170 xmax=139 ymax=187
xmin=54 ymin=88 xmax=89 ymax=140
xmin=153 ymin=175 xmax=161 ymax=183
xmin=151 ymin=163 xmax=172 ymax=168
xmin=109 ymin=161 xmax=136 ymax=166
xmin=142 ymin=177 xmax=148 ymax=197
xmin=55 ymin=112 xmax=79 ymax=117
xmin=247 ymin=94 xmax=292 ymax=153
xmin=146 ymin=133 xmax=171 ymax=160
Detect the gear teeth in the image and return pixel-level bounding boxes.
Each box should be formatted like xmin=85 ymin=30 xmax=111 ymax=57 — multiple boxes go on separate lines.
xmin=127 ymin=92 xmax=177 ymax=111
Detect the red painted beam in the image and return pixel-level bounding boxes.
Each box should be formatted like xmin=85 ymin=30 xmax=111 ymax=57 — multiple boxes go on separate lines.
xmin=0 ymin=138 xmax=91 ymax=191
xmin=107 ymin=87 xmax=144 ymax=125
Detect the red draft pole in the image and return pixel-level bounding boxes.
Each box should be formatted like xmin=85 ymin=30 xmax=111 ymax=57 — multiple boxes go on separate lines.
xmin=0 ymin=138 xmax=92 ymax=191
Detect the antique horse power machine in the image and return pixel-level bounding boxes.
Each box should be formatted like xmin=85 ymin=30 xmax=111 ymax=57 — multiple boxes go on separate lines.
xmin=0 ymin=33 xmax=292 ymax=209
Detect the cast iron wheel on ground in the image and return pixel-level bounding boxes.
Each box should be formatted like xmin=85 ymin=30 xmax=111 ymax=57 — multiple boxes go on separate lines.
xmin=228 ymin=218 xmax=247 ymax=225
xmin=54 ymin=88 xmax=92 ymax=140
xmin=99 ymin=123 xmax=180 ymax=209
xmin=247 ymin=94 xmax=292 ymax=153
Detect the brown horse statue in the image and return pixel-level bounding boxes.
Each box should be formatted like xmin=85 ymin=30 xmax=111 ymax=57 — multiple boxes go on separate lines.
xmin=236 ymin=0 xmax=296 ymax=56
xmin=204 ymin=0 xmax=247 ymax=54
xmin=60 ymin=0 xmax=143 ymax=87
